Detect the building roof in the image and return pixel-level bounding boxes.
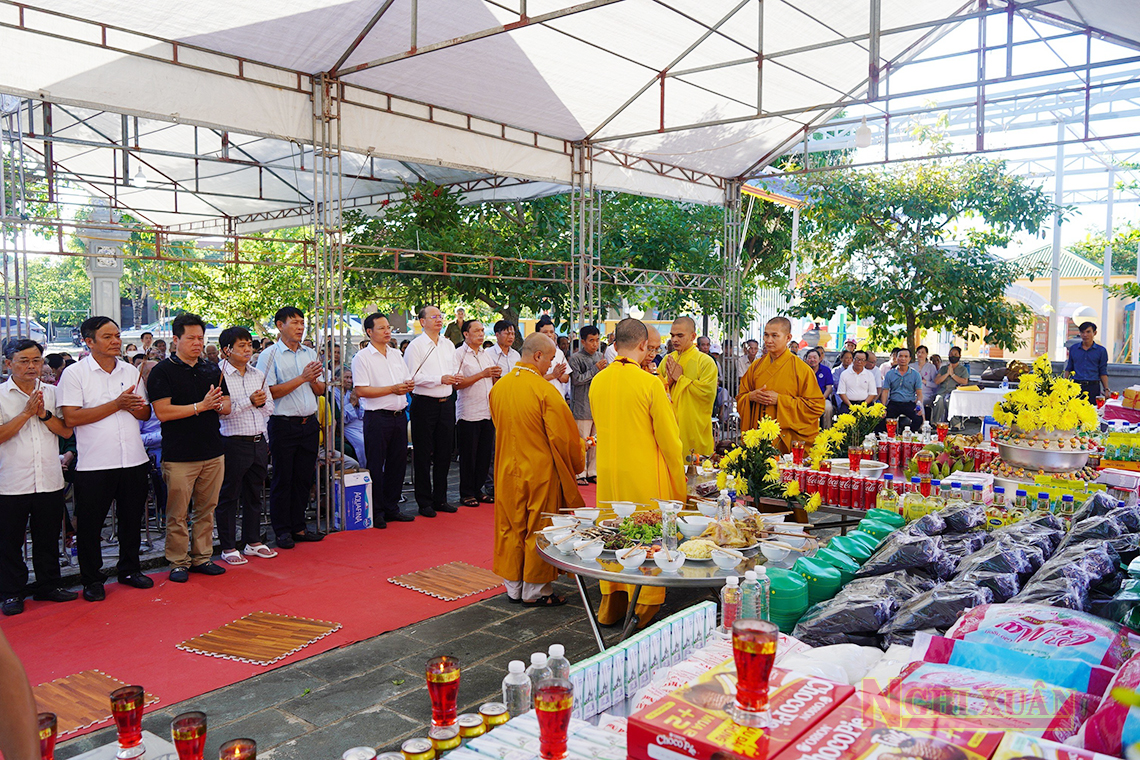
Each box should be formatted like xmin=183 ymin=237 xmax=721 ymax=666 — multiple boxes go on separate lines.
xmin=1008 ymin=245 xmax=1129 ymax=280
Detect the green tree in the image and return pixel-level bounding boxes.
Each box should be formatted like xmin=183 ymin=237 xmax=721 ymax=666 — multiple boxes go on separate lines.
xmin=788 ymin=158 xmax=1061 ymax=352
xmin=1073 ymin=221 xmax=1140 ymax=277
xmin=26 ymin=255 xmax=89 ymax=328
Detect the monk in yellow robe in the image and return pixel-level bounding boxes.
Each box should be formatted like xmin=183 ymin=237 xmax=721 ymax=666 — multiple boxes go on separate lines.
xmin=490 ymin=333 xmax=585 ymax=606
xmin=659 ymin=316 xmax=718 ymax=457
xmin=641 ymin=325 xmax=661 ymax=373
xmin=591 ymin=318 xmax=686 ymax=627
xmin=737 ymin=316 xmax=825 ymax=455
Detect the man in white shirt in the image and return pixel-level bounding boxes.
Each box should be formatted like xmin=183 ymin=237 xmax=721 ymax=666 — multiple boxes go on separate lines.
xmin=354 ymin=313 xmax=416 ymax=528
xmin=837 ymin=350 xmax=879 ymax=411
xmin=58 ymin=317 xmax=155 ymax=602
xmin=866 ymin=351 xmax=884 ymax=390
xmin=0 ymin=339 xmax=78 ymax=615
xmin=736 ymin=339 xmax=760 ymax=380
xmin=404 ymin=305 xmax=461 ymax=517
xmin=536 ymin=316 xmax=571 ymax=400
xmin=488 ymin=320 xmax=520 ymax=376
xmin=454 ymin=319 xmax=501 ymax=507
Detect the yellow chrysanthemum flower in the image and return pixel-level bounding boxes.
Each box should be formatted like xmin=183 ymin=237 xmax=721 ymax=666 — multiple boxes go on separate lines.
xmin=783 ymin=479 xmax=801 ymax=498
xmin=766 ymin=458 xmax=781 ymax=483
xmin=716 ymin=470 xmax=727 ymax=490
xmin=742 ymin=429 xmax=762 ymax=448
xmin=805 ymin=492 xmax=822 ymax=513
xmin=836 ymin=413 xmax=857 ymax=429
xmin=756 ymin=417 xmax=782 ymax=441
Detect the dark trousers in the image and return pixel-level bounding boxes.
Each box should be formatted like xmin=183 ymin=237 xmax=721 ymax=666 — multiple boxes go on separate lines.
xmin=881 ymin=400 xmax=920 ymax=432
xmin=73 ymin=464 xmax=148 ymax=586
xmin=1078 ymin=381 xmax=1102 ymax=403
xmin=0 ymin=490 xmax=65 ymax=599
xmin=457 ymin=419 xmax=495 ymax=500
xmin=363 ymin=410 xmax=408 ymax=519
xmin=217 ymin=436 xmax=269 ymax=551
xmin=267 ymin=415 xmax=319 ymax=539
xmin=410 ymin=394 xmax=455 ymax=509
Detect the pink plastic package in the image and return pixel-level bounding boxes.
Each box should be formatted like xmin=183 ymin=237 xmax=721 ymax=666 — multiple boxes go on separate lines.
xmin=882 ymin=661 xmax=1100 ymax=742
xmin=1071 ymin=651 xmax=1140 ymax=756
xmin=946 ymin=603 xmax=1140 ymax=670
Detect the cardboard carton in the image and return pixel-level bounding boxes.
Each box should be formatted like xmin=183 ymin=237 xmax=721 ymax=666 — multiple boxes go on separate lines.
xmin=991 ymin=732 xmax=1118 ymax=760
xmin=333 ymin=471 xmax=373 ymax=530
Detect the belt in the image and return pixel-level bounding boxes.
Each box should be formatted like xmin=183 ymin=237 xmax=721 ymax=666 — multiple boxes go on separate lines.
xmin=227 ymin=434 xmax=265 ymax=442
xmin=270 ymin=414 xmax=317 ymax=423
xmin=412 ymin=394 xmax=453 ymax=403
xmin=365 ymin=409 xmax=406 ymax=417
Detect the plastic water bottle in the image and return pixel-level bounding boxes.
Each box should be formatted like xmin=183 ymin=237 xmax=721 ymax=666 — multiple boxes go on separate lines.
xmin=754 ymin=567 xmax=771 ymax=621
xmin=740 ymin=570 xmax=760 ymax=620
xmin=1001 ymin=375 xmax=1010 ymax=389
xmin=719 ymin=575 xmax=741 ymax=635
xmin=525 ymin=652 xmax=553 ymax=692
xmin=547 ymin=644 xmax=570 ymax=680
xmin=716 ymin=489 xmax=732 ymax=523
xmin=502 ymin=660 xmax=532 ymax=718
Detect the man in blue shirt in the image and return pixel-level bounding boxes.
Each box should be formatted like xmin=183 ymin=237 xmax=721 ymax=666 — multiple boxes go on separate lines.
xmin=879 ymin=347 xmax=924 ymax=431
xmin=1065 ymin=322 xmax=1110 ymax=402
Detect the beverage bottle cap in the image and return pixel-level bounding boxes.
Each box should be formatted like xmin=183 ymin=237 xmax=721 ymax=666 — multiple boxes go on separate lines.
xmin=951 ymin=482 xmax=961 ymax=488
xmin=548 ymin=644 xmax=565 ymax=657
xmin=725 ymin=576 xmax=739 ymax=586
xmin=754 ymin=567 xmax=767 ymax=577
xmin=1038 ymin=492 xmax=1050 ymax=499
xmin=883 ymin=474 xmax=893 ymax=481
xmin=910 ymin=477 xmax=920 ymax=483
xmin=720 ymin=489 xmax=728 ymax=496
xmin=531 ymin=653 xmax=548 ymax=666
xmin=973 ymin=484 xmax=983 ymax=491
xmin=744 ymin=570 xmax=757 ymax=581
xmin=508 ymin=660 xmax=525 ymax=673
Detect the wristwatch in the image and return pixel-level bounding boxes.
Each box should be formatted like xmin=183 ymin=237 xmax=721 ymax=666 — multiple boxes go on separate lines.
xmin=38 ymin=410 xmax=53 ymax=422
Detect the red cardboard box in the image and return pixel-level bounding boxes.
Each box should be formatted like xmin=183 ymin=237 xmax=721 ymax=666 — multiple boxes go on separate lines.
xmin=990 ymin=733 xmax=1118 ymax=760
xmin=627 ymin=661 xmax=854 ymax=760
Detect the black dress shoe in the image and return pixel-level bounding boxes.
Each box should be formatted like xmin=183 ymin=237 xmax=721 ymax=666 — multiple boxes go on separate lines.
xmin=1 ymin=597 xmax=24 ymax=615
xmin=169 ymin=567 xmax=189 ymax=583
xmin=276 ymin=534 xmax=296 ymax=550
xmin=435 ymin=503 xmax=459 ymax=513
xmin=32 ymin=587 xmax=78 ymax=602
xmin=418 ymin=506 xmax=437 ymax=518
xmin=374 ymin=520 xmax=388 ymax=530
xmin=83 ymin=583 xmax=106 ymax=602
xmin=292 ymin=531 xmax=325 ymax=542
xmin=189 ymin=561 xmax=226 ymax=576
xmin=389 ymin=513 xmax=415 ymax=522
xmin=117 ymin=572 xmax=155 ymax=589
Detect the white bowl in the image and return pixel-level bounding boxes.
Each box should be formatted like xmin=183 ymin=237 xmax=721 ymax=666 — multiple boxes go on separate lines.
xmin=574 ymin=540 xmax=604 ymax=561
xmin=677 ymin=515 xmax=713 ymax=538
xmin=553 ymin=536 xmax=578 ymax=555
xmin=761 ymin=543 xmax=791 ymax=562
xmin=711 ymin=550 xmax=741 ymax=570
xmin=543 ymin=527 xmax=571 ymax=545
xmin=653 ymin=551 xmax=687 ymax=572
xmin=610 ymin=502 xmax=637 ymax=520
xmin=550 ymin=515 xmax=578 ymax=529
xmin=574 ymin=508 xmax=601 ymax=524
xmin=761 ymin=514 xmax=786 ymax=525
xmin=617 ymin=548 xmax=647 ymax=569
xmin=778 ymin=527 xmax=808 ymax=549
xmin=696 ymin=501 xmax=718 ymax=518
xmin=731 ymin=506 xmax=759 ymax=520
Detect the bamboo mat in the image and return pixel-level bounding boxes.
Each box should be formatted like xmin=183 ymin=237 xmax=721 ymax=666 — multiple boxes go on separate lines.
xmin=176 ymin=611 xmax=341 ymax=666
xmin=388 ymin=561 xmax=502 ymax=601
xmin=34 ymin=670 xmax=159 ymax=736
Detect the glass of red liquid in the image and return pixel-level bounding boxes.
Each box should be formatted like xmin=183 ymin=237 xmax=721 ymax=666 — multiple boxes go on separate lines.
xmin=534 ymin=678 xmax=573 ymax=760
xmin=110 ymin=686 xmax=146 ymax=759
xmin=791 ymin=439 xmax=805 ymax=465
xmin=38 ymin=713 xmax=57 ymax=760
xmin=915 ymin=449 xmax=933 ymax=476
xmin=218 ymin=738 xmax=256 ymax=760
xmin=847 ymin=446 xmax=863 ymax=472
xmin=936 ymin=422 xmax=949 ymax=442
xmin=1097 ymin=396 xmax=1106 ymax=409
xmin=731 ymin=619 xmax=777 ymax=727
xmin=885 ymin=418 xmax=898 ymax=438
xmin=171 ymin=711 xmax=207 ymax=760
xmin=426 ymin=655 xmax=460 ymax=727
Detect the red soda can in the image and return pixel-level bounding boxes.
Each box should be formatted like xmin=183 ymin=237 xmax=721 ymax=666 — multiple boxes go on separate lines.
xmin=878 ymin=441 xmax=890 ymax=464
xmin=779 ymin=466 xmax=795 ymax=485
xmin=851 ymin=476 xmax=865 ymax=510
xmin=806 ymin=469 xmax=820 ymax=495
xmin=888 ymin=440 xmax=901 ymax=469
xmin=796 ymin=466 xmax=808 ymax=492
xmin=864 ymin=477 xmax=882 ymax=510
xmin=838 ymin=474 xmax=852 ymax=507
xmin=826 ymin=473 xmax=839 ymax=505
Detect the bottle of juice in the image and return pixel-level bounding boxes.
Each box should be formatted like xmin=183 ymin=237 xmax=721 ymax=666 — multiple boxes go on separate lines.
xmin=1036 ymin=492 xmax=1052 ymax=514
xmin=902 ymin=476 xmax=926 ymax=521
xmin=944 ymin=482 xmax=967 ymax=511
xmin=876 ymin=474 xmax=900 ymax=515
xmin=971 ymin=484 xmax=986 ymax=507
xmin=926 ymin=479 xmax=945 ymax=512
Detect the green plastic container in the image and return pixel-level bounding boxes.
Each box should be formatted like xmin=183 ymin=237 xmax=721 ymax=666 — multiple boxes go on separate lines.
xmin=767 ymin=567 xmax=809 ymax=632
xmin=813 ymin=546 xmax=860 ymax=584
xmin=865 ymin=508 xmax=905 ymax=528
xmin=857 ymin=518 xmax=896 ymax=541
xmin=792 ymin=556 xmax=842 ymax=605
xmin=829 ymin=535 xmax=873 ymax=563
xmin=847 ymin=530 xmax=881 ymax=552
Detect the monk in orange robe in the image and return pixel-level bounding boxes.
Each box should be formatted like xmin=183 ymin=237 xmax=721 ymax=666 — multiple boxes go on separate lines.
xmin=490 ymin=333 xmax=585 ymax=606
xmin=736 ymin=317 xmax=825 ymax=454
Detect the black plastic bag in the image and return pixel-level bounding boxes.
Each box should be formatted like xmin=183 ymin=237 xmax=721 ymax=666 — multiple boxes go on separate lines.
xmin=993 ymin=521 xmax=1064 ymax=556
xmin=1058 ymin=515 xmax=1124 ymax=551
xmin=907 ymin=512 xmax=946 ymax=536
xmin=954 ymin=569 xmax=1021 ymax=602
xmin=1010 ymin=576 xmax=1089 ymax=610
xmin=1026 ymin=511 xmax=1065 ymax=531
xmin=879 ymin=580 xmax=994 ymax=637
xmin=1038 ymin=541 xmax=1121 ymax=586
xmin=940 ymin=501 xmax=987 ymax=533
xmin=1070 ymin=490 xmax=1119 ymax=524
xmin=1112 ymin=505 xmax=1140 ymax=532
xmin=838 ymin=570 xmax=934 ymax=602
xmin=855 ymin=533 xmax=942 ymax=578
xmin=954 ymin=542 xmax=1034 ymax=579
xmin=940 ymin=532 xmax=990 ymax=558
xmin=792 ymin=596 xmax=898 ymax=647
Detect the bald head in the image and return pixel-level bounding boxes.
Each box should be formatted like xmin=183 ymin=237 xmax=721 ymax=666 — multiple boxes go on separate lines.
xmin=614 ymin=318 xmax=648 ymax=350
xmin=642 ymin=324 xmax=661 ymax=371
xmin=670 ymin=316 xmax=697 ymax=353
xmin=763 ymin=316 xmax=793 ymax=359
xmin=766 ymin=317 xmax=792 ymax=335
xmin=520 ymin=332 xmax=556 ymax=376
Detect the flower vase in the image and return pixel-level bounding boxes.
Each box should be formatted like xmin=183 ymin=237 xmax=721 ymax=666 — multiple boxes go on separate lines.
xmin=744 ymin=494 xmax=808 ymax=524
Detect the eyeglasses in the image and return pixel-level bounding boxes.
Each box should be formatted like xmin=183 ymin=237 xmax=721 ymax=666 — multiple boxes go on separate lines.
xmin=11 ymin=358 xmax=44 ymax=368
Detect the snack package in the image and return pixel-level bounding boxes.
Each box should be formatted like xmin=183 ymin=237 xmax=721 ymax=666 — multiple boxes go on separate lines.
xmin=1070 ymin=651 xmax=1140 ymax=756
xmin=878 ymin=581 xmax=994 ymax=639
xmin=993 ymin=732 xmax=1118 ymax=760
xmin=910 ymin=631 xmax=1115 ymax=695
xmin=946 ymin=603 xmax=1140 ymax=669
xmin=882 ymin=661 xmax=1100 ymax=741
xmin=857 ymin=534 xmax=943 ymax=578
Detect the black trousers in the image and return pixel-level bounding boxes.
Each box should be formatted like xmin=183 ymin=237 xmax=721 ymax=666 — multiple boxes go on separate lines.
xmin=457 ymin=419 xmax=495 ymax=500
xmin=267 ymin=415 xmax=319 ymax=539
xmin=1078 ymin=381 xmax=1102 ymax=403
xmin=73 ymin=464 xmax=148 ymax=586
xmin=881 ymin=400 xmax=921 ymax=432
xmin=217 ymin=436 xmax=269 ymax=551
xmin=0 ymin=490 xmax=65 ymax=599
xmin=410 ymin=394 xmax=455 ymax=509
xmin=363 ymin=410 xmax=408 ymax=519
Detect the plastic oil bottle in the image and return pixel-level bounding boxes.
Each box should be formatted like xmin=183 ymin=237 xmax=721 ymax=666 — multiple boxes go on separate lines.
xmin=926 ymin=479 xmax=945 ymax=512
xmin=719 ymin=575 xmax=741 ymax=635
xmin=902 ymin=476 xmax=926 ymax=521
xmin=876 ymin=474 xmax=900 ymax=515
xmin=502 ymin=660 xmax=532 ymax=718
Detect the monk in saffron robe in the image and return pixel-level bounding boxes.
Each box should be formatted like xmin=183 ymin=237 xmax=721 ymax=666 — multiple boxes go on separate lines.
xmin=659 ymin=316 xmax=718 ymax=457
xmin=591 ymin=318 xmax=686 ymax=627
xmin=490 ymin=333 xmax=585 ymax=606
xmin=736 ymin=317 xmax=825 ymax=455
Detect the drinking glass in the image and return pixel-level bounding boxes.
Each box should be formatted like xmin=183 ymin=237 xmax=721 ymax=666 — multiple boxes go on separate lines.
xmin=426 ymin=655 xmax=461 ymax=727
xmin=915 ymin=449 xmax=933 ymax=476
xmin=790 ymin=440 xmax=805 ymax=465
xmin=731 ymin=619 xmax=777 ymax=728
xmin=38 ymin=713 xmax=57 ymax=760
xmin=885 ymin=418 xmax=898 ymax=438
xmin=218 ymin=738 xmax=256 ymax=760
xmin=936 ymin=422 xmax=949 ymax=442
xmin=534 ymin=678 xmax=573 ymax=760
xmin=847 ymin=445 xmax=863 ymax=472
xmin=1097 ymin=396 xmax=1106 ymax=409
xmin=171 ymin=711 xmax=207 ymax=760
xmin=110 ymin=686 xmax=146 ymax=759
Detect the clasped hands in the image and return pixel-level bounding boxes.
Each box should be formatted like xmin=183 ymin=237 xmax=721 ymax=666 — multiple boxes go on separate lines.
xmin=747 ymin=384 xmax=779 ymax=405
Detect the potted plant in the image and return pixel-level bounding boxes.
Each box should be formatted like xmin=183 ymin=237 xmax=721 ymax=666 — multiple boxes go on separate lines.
xmin=717 ymin=417 xmax=822 ymax=523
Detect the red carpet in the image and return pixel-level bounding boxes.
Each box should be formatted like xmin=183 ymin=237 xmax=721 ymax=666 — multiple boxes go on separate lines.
xmin=1 ymin=506 xmax=499 ymax=735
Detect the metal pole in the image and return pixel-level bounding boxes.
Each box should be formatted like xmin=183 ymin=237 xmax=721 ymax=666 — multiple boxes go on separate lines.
xmin=1047 ymin=121 xmax=1064 ymax=360
xmin=1104 ymin=167 xmax=1115 ymax=357
xmin=790 ymin=205 xmax=800 ymax=335
xmin=1134 ymin=241 xmax=1140 ymax=365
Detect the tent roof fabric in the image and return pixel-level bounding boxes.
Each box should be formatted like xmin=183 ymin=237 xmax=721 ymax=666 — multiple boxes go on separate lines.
xmin=2 ymin=0 xmax=1137 ymax=227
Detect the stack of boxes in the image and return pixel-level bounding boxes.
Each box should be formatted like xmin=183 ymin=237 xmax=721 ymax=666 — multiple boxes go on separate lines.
xmin=1123 ymin=386 xmax=1140 ymax=410
xmin=567 ymin=601 xmax=717 ymax=720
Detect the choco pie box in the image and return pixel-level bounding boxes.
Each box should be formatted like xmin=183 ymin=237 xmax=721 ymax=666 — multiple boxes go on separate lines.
xmin=627 ymin=659 xmax=853 ymax=760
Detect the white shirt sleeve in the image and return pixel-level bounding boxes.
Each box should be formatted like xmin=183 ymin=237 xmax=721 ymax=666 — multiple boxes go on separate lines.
xmin=55 ymin=364 xmax=83 ymax=408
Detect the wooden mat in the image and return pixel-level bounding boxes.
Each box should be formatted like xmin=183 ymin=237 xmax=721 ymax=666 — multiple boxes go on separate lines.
xmin=34 ymin=670 xmax=159 ymax=736
xmin=388 ymin=561 xmax=502 ymax=601
xmin=176 ymin=611 xmax=341 ymax=666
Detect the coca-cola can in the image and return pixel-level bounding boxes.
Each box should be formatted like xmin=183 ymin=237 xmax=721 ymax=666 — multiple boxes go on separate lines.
xmin=851 ymin=476 xmax=865 ymax=510
xmin=864 ymin=477 xmax=882 ymax=510
xmin=888 ymin=440 xmax=902 ymax=469
xmin=826 ymin=472 xmax=839 ymax=505
xmin=806 ymin=469 xmax=821 ymax=495
xmin=796 ymin=466 xmax=808 ymax=492
xmin=838 ymin=474 xmax=853 ymax=507
xmin=878 ymin=440 xmax=890 ymax=464
xmin=780 ymin=466 xmax=795 ymax=485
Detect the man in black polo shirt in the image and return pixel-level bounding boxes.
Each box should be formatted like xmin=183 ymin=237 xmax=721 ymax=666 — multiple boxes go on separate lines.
xmin=147 ymin=314 xmax=231 ymax=583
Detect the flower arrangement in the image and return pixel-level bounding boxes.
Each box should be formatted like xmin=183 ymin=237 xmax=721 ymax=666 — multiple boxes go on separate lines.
xmin=992 ymin=354 xmax=1099 ymax=433
xmin=716 ymin=417 xmax=823 ymax=513
xmin=809 ymin=403 xmax=887 ymax=467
